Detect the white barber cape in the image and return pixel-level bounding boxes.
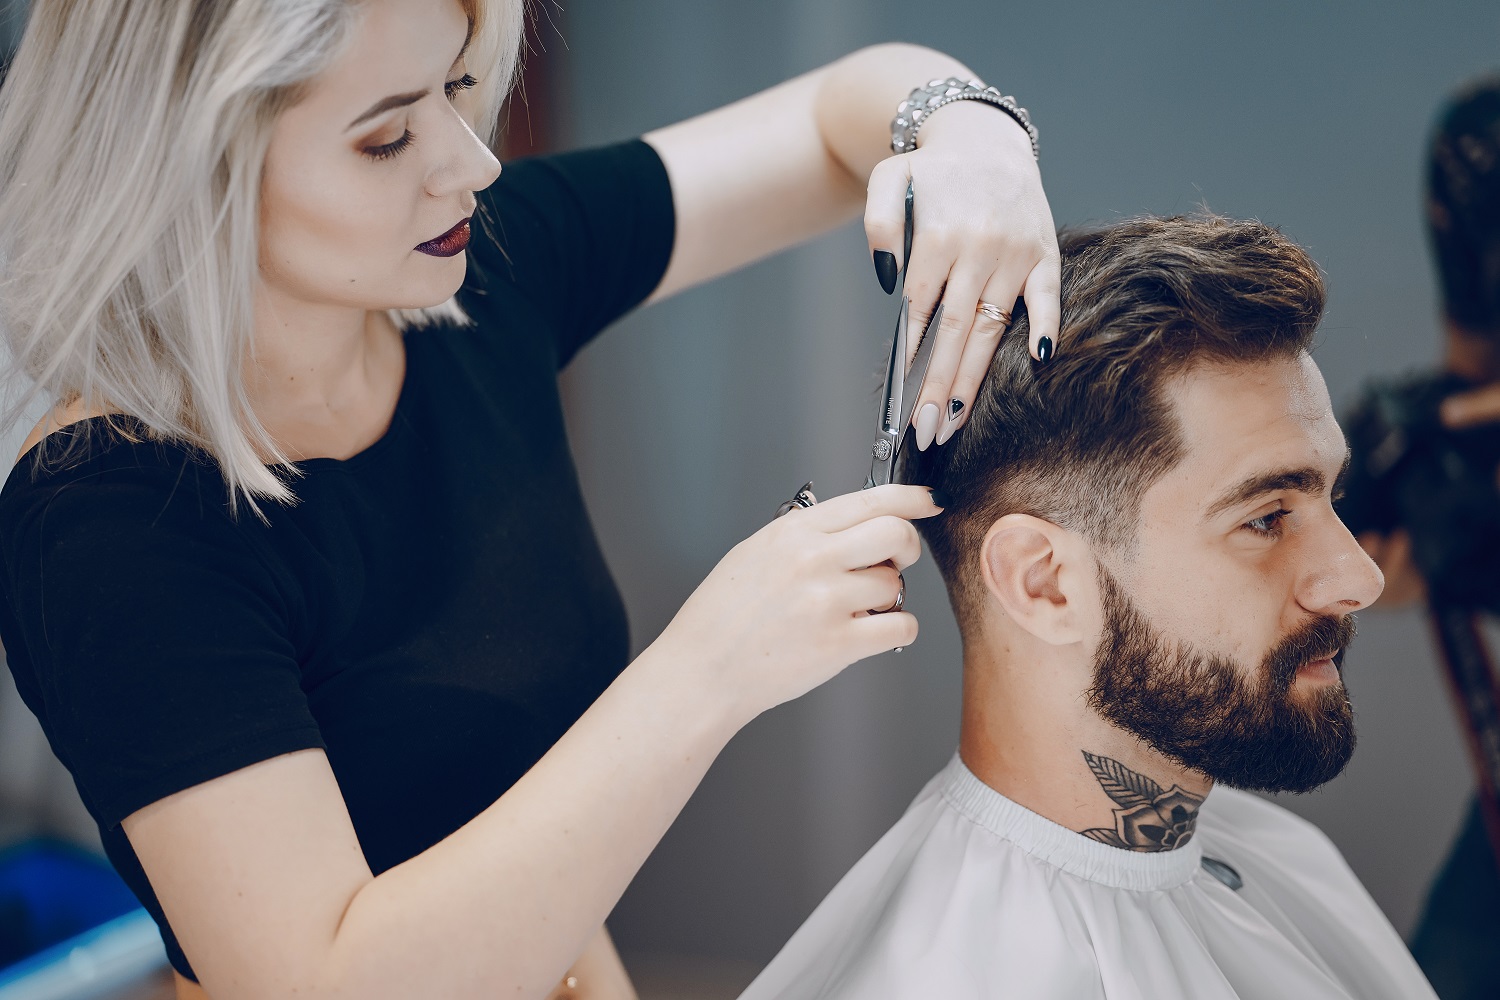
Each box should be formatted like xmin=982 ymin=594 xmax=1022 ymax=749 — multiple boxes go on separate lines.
xmin=740 ymin=754 xmax=1436 ymax=1000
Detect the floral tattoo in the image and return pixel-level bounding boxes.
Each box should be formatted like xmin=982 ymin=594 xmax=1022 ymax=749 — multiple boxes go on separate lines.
xmin=1078 ymin=751 xmax=1203 ymax=852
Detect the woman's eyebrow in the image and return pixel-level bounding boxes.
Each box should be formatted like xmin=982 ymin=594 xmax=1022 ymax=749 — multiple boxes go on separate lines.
xmin=346 ymin=90 xmax=428 ymax=130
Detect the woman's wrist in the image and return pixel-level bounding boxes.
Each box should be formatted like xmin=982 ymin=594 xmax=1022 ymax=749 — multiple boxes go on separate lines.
xmin=915 ymin=99 xmax=1036 ymax=160
xmin=625 ymin=636 xmax=751 ymax=747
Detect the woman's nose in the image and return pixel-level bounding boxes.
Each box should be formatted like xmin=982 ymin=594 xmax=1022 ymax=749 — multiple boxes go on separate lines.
xmin=427 ymin=110 xmax=501 ymax=198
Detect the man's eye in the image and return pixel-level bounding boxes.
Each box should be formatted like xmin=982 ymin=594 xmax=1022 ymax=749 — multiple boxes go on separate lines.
xmin=445 ymin=73 xmax=478 ymax=99
xmin=1245 ymin=509 xmax=1290 ymax=537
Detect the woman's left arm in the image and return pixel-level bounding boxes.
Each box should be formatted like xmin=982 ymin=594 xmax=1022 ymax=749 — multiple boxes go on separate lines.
xmin=644 ymin=42 xmax=1060 ymax=446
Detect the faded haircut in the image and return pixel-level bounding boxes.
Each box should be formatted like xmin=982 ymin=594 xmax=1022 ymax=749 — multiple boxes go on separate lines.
xmin=902 ymin=215 xmax=1325 ymax=632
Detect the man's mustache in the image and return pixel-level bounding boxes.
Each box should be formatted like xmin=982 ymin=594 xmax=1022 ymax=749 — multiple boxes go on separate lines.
xmin=1265 ymin=614 xmax=1357 ymax=692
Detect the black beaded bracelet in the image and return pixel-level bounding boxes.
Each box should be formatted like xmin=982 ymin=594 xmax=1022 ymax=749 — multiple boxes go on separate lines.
xmin=890 ymin=77 xmax=1039 ymax=160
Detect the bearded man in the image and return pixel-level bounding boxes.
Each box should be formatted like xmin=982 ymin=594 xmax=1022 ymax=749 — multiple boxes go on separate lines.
xmin=739 ymin=216 xmax=1437 ymax=999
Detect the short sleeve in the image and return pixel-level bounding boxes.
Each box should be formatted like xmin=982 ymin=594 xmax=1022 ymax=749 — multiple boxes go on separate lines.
xmin=0 ymin=465 xmax=324 ymax=829
xmin=461 ymin=139 xmax=676 ymax=368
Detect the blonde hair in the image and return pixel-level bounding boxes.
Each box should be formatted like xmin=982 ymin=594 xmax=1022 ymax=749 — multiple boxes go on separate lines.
xmin=0 ymin=0 xmax=523 ymax=506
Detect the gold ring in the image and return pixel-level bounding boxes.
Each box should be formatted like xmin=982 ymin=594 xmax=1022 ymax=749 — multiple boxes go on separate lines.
xmin=977 ymin=301 xmax=1011 ymax=325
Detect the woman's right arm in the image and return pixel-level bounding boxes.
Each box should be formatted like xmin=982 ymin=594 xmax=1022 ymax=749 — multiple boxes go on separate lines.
xmin=124 ymin=484 xmax=939 ymax=1000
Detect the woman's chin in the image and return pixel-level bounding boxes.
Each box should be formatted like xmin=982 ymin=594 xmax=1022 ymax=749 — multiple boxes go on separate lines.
xmin=373 ymin=269 xmax=468 ymax=314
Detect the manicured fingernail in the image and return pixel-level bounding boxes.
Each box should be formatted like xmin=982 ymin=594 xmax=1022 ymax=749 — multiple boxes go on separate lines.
xmin=873 ymin=249 xmax=899 ymax=295
xmin=1036 ymin=336 xmax=1054 ymax=362
xmin=936 ymin=399 xmax=964 ymax=446
xmin=915 ymin=402 xmax=940 ymax=451
xmin=929 ymin=488 xmax=952 ymax=508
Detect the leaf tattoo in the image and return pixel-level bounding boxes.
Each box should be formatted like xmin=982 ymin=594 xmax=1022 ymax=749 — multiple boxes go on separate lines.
xmin=1083 ymin=751 xmax=1164 ymax=808
xmin=1078 ymin=751 xmax=1203 ymax=853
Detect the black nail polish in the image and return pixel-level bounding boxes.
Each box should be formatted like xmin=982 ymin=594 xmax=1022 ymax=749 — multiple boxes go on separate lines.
xmin=929 ymin=488 xmax=953 ymax=508
xmin=873 ymin=249 xmax=899 ymax=295
xmin=1037 ymin=336 xmax=1054 ymax=362
xmin=948 ymin=398 xmax=964 ymax=421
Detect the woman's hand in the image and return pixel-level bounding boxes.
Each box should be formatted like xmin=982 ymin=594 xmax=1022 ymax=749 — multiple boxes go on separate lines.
xmin=644 ymin=45 xmax=1060 ymax=438
xmin=650 ymin=484 xmax=942 ymax=724
xmin=866 ymin=100 xmax=1061 ymax=450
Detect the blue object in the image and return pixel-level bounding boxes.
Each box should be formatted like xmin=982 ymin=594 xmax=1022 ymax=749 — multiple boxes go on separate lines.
xmin=0 ymin=840 xmax=166 ymax=999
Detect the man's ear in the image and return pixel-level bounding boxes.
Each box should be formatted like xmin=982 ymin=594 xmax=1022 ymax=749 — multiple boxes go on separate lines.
xmin=978 ymin=514 xmax=1093 ymax=645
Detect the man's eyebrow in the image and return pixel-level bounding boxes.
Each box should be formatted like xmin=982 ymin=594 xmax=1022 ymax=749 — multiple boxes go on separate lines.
xmin=1203 ymin=448 xmax=1352 ymax=520
xmin=1332 ymin=447 xmax=1352 ymax=494
xmin=345 ymin=21 xmax=473 ymax=132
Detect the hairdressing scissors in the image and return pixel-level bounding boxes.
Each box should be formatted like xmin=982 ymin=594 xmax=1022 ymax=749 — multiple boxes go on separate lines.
xmin=776 ymin=181 xmax=941 ymax=518
xmin=866 ymin=181 xmax=942 ymax=490
xmin=775 ymin=183 xmax=937 ymax=623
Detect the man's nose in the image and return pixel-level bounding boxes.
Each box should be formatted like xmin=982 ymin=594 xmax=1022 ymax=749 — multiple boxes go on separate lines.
xmin=1299 ymin=513 xmax=1387 ymax=614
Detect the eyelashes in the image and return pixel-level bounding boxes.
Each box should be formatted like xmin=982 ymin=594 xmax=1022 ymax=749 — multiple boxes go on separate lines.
xmin=363 ymin=130 xmax=415 ymax=161
xmin=1244 ymin=508 xmax=1290 ymax=538
xmin=444 ymin=73 xmax=478 ymax=99
xmin=359 ymin=74 xmax=479 ymax=162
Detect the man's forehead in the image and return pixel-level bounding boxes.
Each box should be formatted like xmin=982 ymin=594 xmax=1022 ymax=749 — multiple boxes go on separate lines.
xmin=1155 ymin=353 xmax=1345 ymax=507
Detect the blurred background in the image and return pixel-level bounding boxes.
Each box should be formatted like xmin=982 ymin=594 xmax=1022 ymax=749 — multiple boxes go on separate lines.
xmin=2 ymin=0 xmax=1499 ymax=997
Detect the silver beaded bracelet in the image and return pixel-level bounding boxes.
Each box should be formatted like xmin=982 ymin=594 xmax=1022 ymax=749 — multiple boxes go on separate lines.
xmin=890 ymin=77 xmax=1039 ymax=160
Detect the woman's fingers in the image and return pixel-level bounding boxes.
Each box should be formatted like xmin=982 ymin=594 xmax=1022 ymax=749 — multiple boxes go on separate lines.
xmin=843 ymin=564 xmax=906 ymax=615
xmin=937 ymin=307 xmax=1008 ymax=446
xmin=848 ymin=609 xmax=920 ymax=657
xmin=834 ymin=516 xmax=923 ymax=572
xmin=1020 ymin=243 xmax=1062 ymax=362
xmin=909 ymin=264 xmax=992 ymax=451
xmin=864 ymin=156 xmax=914 ymax=290
xmin=799 ymin=483 xmax=944 ymax=534
xmin=662 ymin=485 xmax=939 ymax=718
xmin=1441 ymin=382 xmax=1500 ymax=428
xmin=932 ymin=262 xmax=1027 ymax=446
xmin=900 ymin=226 xmax=958 ymax=392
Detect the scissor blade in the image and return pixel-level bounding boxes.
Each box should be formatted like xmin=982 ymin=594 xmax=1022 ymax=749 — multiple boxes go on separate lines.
xmin=880 ymin=297 xmax=910 ymax=436
xmin=896 ymin=303 xmax=943 ymax=438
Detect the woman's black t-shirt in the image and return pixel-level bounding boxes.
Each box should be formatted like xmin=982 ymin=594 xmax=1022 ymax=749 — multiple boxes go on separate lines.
xmin=0 ymin=140 xmax=675 ymax=980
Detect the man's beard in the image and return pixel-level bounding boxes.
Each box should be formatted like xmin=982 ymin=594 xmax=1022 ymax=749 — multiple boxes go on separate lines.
xmin=1087 ymin=566 xmax=1357 ymax=794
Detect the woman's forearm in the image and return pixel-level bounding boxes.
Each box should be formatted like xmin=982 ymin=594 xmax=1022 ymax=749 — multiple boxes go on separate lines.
xmin=129 ymin=488 xmax=930 ymax=1000
xmin=811 ymin=43 xmax=982 ymax=189
xmin=319 ymin=643 xmax=739 ymax=999
xmin=316 ymin=482 xmax=939 ymax=998
xmin=644 ymin=42 xmax=1033 ymax=303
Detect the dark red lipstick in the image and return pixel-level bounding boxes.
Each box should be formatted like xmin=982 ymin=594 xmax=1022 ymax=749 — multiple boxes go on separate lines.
xmin=415 ymin=217 xmax=470 ymax=257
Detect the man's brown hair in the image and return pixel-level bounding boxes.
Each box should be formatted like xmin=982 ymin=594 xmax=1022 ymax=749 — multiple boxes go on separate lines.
xmin=903 ymin=215 xmax=1326 ymax=630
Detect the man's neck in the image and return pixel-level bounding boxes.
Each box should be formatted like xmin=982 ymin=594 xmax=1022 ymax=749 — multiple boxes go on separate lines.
xmin=958 ymin=639 xmax=1212 ymax=853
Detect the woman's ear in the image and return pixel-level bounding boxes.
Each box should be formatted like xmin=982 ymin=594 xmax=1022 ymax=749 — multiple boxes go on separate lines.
xmin=978 ymin=514 xmax=1092 ymax=645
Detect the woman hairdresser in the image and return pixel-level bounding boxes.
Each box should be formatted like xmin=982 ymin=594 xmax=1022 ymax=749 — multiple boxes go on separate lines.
xmin=0 ymin=0 xmax=1059 ymax=997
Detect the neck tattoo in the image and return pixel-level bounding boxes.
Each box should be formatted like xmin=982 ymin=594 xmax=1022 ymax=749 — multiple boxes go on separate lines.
xmin=1077 ymin=751 xmax=1203 ymax=852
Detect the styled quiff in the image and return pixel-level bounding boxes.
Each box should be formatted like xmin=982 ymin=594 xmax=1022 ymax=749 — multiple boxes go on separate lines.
xmin=903 ymin=215 xmax=1326 ymax=629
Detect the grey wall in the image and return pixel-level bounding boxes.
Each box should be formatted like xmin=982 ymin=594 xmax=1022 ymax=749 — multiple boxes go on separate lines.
xmin=554 ymin=0 xmax=1500 ymax=963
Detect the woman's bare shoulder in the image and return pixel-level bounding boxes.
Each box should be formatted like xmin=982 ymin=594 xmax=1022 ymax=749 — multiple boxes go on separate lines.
xmin=15 ymin=400 xmax=110 ymax=464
